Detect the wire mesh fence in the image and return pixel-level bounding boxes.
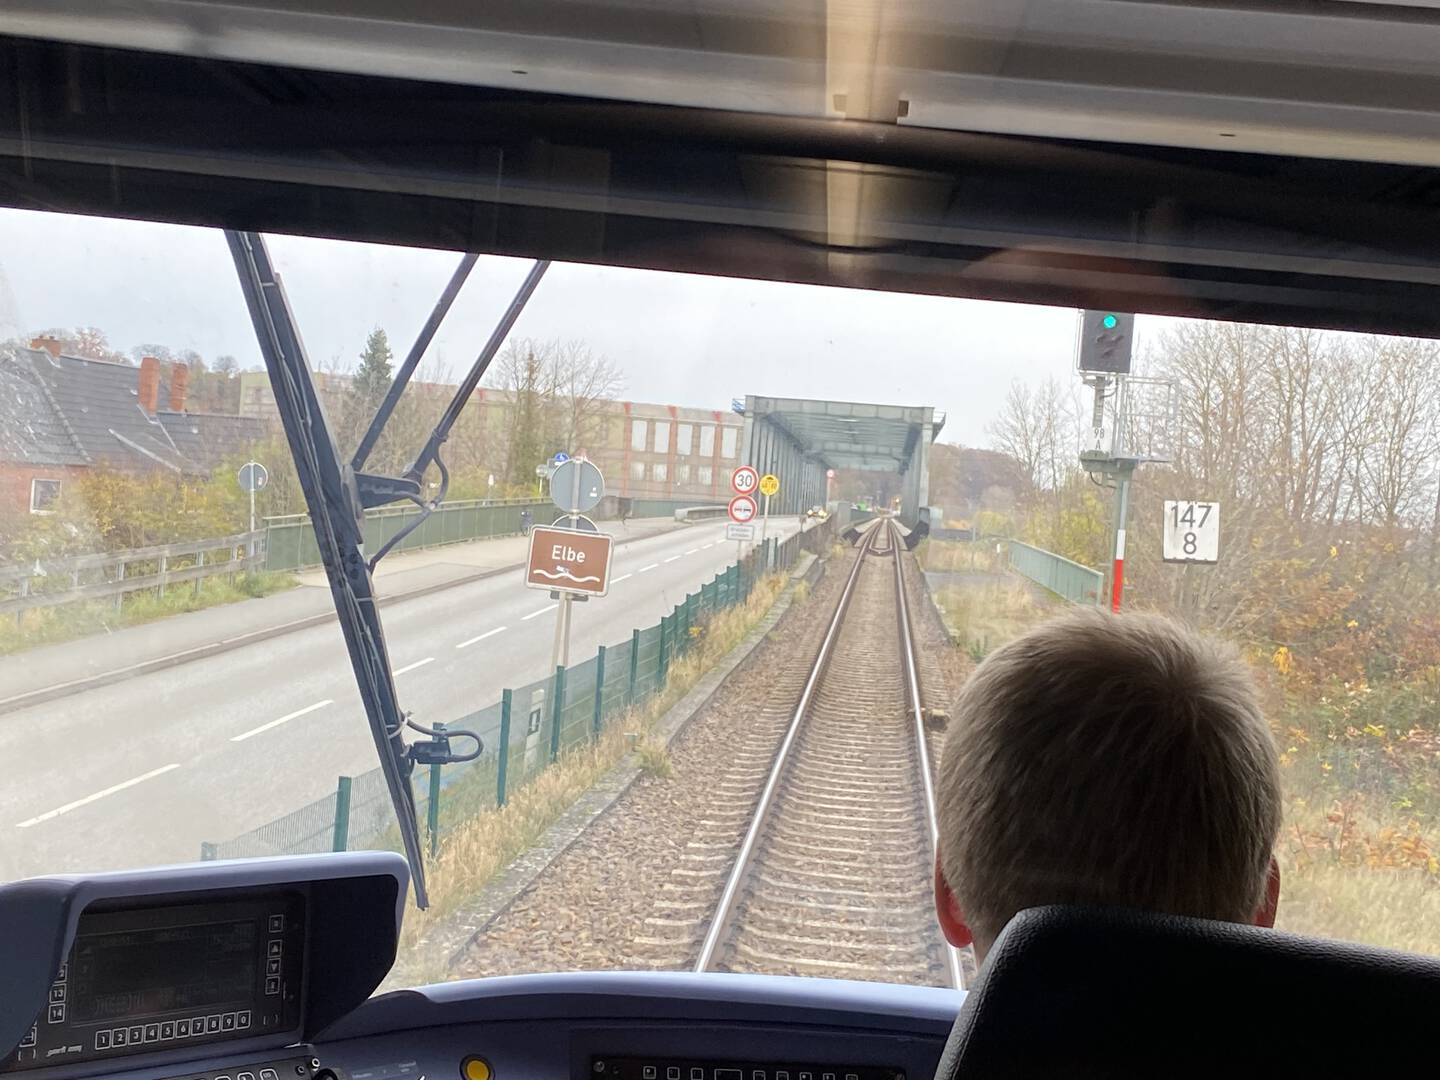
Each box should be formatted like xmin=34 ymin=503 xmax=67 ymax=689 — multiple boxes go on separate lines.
xmin=201 ymin=527 xmax=818 ymax=861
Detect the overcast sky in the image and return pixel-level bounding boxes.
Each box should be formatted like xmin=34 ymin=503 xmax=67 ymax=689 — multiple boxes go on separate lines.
xmin=0 ymin=207 xmax=1170 ymax=448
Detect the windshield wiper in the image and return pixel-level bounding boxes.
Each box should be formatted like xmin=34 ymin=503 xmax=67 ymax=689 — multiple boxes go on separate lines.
xmin=223 ymin=231 xmax=546 ymax=907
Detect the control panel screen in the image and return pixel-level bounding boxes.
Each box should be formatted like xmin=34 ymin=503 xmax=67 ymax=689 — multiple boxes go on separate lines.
xmin=4 ymin=891 xmax=305 ymax=1072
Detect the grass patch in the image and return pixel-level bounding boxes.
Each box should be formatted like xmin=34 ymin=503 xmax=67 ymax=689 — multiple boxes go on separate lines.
xmin=392 ymin=570 xmax=792 ymax=966
xmin=1276 ymin=795 xmax=1440 ymax=955
xmin=0 ymin=572 xmax=296 ymax=655
xmin=635 ymin=738 xmax=673 ymax=778
xmin=934 ymin=576 xmax=1056 ymax=660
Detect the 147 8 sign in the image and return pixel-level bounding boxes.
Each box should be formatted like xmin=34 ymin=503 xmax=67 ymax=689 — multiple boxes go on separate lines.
xmin=1163 ymin=500 xmax=1220 ymax=563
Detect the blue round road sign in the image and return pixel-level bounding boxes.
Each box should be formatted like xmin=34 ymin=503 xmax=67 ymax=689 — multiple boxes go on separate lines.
xmin=553 ymin=452 xmax=570 ymax=465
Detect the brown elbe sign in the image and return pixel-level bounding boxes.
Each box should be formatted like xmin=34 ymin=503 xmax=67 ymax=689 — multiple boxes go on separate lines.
xmin=524 ymin=525 xmax=614 ymax=597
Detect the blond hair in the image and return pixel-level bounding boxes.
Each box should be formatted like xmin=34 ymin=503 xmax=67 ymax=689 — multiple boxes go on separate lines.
xmin=937 ymin=607 xmax=1280 ymax=951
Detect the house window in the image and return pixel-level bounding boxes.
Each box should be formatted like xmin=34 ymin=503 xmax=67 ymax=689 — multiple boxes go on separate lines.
xmin=676 ymin=423 xmax=693 ymax=455
xmin=698 ymin=424 xmax=715 ymax=456
xmin=653 ymin=420 xmax=670 ymax=453
xmin=653 ymin=462 xmax=668 ymax=483
xmin=30 ymin=478 xmax=61 ymax=514
xmin=721 ymin=426 xmax=739 ymax=458
xmin=676 ymin=463 xmax=691 ymax=484
xmin=630 ymin=461 xmax=646 ymax=482
xmin=697 ymin=465 xmax=713 ymax=486
xmin=630 ymin=420 xmax=648 ymax=451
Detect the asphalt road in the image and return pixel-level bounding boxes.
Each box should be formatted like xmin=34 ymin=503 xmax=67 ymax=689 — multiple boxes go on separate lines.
xmin=0 ymin=519 xmax=804 ymax=881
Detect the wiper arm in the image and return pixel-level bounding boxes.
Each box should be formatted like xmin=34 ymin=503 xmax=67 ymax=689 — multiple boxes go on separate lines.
xmin=223 ymin=230 xmax=431 ymax=907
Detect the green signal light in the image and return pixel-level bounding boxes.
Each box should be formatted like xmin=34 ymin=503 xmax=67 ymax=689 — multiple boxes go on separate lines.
xmin=1102 ymin=313 xmax=1118 ymax=329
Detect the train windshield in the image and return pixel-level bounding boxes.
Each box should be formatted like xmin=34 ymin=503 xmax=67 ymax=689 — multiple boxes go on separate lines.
xmin=3 ymin=223 xmax=1439 ymax=986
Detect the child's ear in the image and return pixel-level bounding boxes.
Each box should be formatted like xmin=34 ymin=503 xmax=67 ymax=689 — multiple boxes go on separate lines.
xmin=934 ymin=856 xmax=974 ymax=948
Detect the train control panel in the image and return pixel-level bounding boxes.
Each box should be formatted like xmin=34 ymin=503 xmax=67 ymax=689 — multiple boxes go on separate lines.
xmin=1 ymin=855 xmax=961 ymax=1080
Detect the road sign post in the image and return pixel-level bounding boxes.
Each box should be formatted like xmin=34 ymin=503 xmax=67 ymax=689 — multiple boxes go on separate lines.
xmin=758 ymin=473 xmax=779 ymax=567
xmin=536 ymin=458 xmax=608 ymax=675
xmin=237 ymin=461 xmax=268 ymax=561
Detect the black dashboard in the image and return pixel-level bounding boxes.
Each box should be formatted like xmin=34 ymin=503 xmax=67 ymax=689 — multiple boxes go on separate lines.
xmin=0 ymin=855 xmax=959 ymax=1080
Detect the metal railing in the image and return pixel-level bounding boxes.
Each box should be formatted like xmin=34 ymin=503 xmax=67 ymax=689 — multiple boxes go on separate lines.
xmin=1006 ymin=539 xmax=1103 ymax=605
xmin=1 ymin=532 xmax=265 ymax=621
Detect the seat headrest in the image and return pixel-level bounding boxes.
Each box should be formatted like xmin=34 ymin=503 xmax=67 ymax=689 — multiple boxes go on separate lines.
xmin=935 ymin=905 xmax=1440 ymax=1080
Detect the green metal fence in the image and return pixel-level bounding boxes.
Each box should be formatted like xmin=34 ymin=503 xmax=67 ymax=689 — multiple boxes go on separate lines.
xmin=263 ymin=498 xmax=551 ymax=572
xmin=1006 ymin=539 xmax=1103 ymax=605
xmin=201 ymin=529 xmax=812 ymax=861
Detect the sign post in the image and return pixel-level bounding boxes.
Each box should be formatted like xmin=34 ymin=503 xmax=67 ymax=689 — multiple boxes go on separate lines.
xmin=730 ymin=466 xmax=759 ymax=561
xmin=758 ymin=473 xmax=780 ymax=567
xmin=237 ymin=461 xmax=268 ymax=561
xmin=540 ymin=458 xmax=606 ymax=671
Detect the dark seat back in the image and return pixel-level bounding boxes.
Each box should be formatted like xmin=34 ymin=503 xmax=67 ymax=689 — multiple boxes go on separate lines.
xmin=935 ymin=905 xmax=1440 ymax=1079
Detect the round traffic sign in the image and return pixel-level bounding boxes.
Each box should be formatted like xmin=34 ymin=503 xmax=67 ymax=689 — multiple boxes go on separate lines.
xmin=551 ymin=514 xmax=599 ymax=533
xmin=237 ymin=461 xmax=268 ymax=493
xmin=553 ymin=451 xmax=570 ymax=465
xmin=731 ymin=465 xmax=759 ymax=495
xmin=729 ymin=495 xmax=758 ymax=524
xmin=550 ymin=459 xmax=605 ymax=514
xmin=759 ymin=473 xmax=780 ymax=497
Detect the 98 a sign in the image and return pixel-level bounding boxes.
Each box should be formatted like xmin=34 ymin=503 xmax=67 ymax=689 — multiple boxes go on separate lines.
xmin=1163 ymin=501 xmax=1220 ymax=563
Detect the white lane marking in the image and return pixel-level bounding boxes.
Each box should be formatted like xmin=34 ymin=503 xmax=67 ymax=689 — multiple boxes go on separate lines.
xmin=230 ymin=699 xmax=334 ymax=743
xmin=523 ymin=604 xmax=558 ymax=620
xmin=16 ymin=763 xmax=183 ymax=827
xmin=701 ymin=543 xmax=714 ymax=549
xmin=612 ymin=573 xmax=633 ymax=583
xmin=639 ymin=563 xmax=660 ymax=573
xmin=394 ymin=657 xmax=435 ymax=676
xmin=664 ymin=555 xmax=682 ymax=563
xmin=684 ymin=549 xmax=698 ymax=555
xmin=456 ymin=626 xmax=507 ymax=649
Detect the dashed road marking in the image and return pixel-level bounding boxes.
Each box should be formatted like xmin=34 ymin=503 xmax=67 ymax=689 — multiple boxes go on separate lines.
xmin=664 ymin=555 xmax=682 ymax=563
xmin=523 ymin=604 xmax=558 ymax=620
xmin=639 ymin=563 xmax=660 ymax=573
xmin=394 ymin=657 xmax=435 ymax=676
xmin=16 ymin=763 xmax=184 ymax=827
xmin=684 ymin=549 xmax=698 ymax=555
xmin=612 ymin=573 xmax=633 ymax=583
xmin=230 ymin=699 xmax=334 ymax=743
xmin=456 ymin=626 xmax=507 ymax=649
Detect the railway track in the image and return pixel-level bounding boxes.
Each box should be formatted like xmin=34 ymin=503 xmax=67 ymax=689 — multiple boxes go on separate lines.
xmin=676 ymin=518 xmax=963 ymax=987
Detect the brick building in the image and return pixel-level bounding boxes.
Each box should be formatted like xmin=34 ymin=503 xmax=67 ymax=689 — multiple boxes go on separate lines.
xmin=1 ymin=337 xmax=267 ymax=517
xmin=238 ymin=372 xmax=744 ymax=502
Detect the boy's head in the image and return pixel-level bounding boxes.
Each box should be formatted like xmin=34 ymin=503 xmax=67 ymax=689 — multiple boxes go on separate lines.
xmin=934 ymin=607 xmax=1282 ymax=960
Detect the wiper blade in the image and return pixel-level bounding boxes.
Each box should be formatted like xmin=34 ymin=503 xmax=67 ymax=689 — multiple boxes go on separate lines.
xmin=223 ymin=230 xmax=430 ymax=907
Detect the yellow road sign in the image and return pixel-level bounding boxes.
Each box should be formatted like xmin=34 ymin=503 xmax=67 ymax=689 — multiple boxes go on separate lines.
xmin=759 ymin=473 xmax=780 ymax=497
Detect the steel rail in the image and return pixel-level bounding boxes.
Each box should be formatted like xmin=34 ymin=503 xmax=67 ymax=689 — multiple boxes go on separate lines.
xmin=886 ymin=519 xmax=967 ymax=990
xmin=692 ymin=518 xmax=884 ymax=972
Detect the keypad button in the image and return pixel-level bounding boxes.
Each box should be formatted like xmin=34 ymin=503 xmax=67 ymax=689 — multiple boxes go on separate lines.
xmin=264 ymin=976 xmax=280 ymax=995
xmin=266 ymin=940 xmax=283 ymax=958
xmin=161 ymin=1022 xmax=175 ymax=1040
xmin=237 ymin=1010 xmax=251 ymax=1029
xmin=206 ymin=1015 xmax=221 ymax=1034
xmin=144 ymin=1024 xmax=159 ymax=1043
xmin=128 ymin=1026 xmax=143 ymax=1045
xmin=112 ymin=1028 xmax=127 ymax=1047
xmin=221 ymin=1013 xmax=236 ymax=1031
xmin=94 ymin=1030 xmax=110 ymax=1050
xmin=237 ymin=1072 xmax=255 ymax=1080
xmin=48 ymin=986 xmax=65 ymax=1004
xmin=260 ymin=1070 xmax=279 ymax=1080
xmin=667 ymin=1069 xmax=680 ymax=1079
xmin=19 ymin=1026 xmax=36 ymax=1048
xmin=266 ymin=957 xmax=281 ymax=976
xmin=268 ymin=914 xmax=284 ymax=933
xmin=176 ymin=1020 xmax=190 ymax=1038
xmin=47 ymin=1004 xmax=65 ymax=1023
xmin=55 ymin=964 xmax=67 ymax=982
xmin=192 ymin=1016 xmax=206 ymax=1034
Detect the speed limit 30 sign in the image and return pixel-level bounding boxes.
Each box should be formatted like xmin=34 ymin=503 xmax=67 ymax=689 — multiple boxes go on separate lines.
xmin=731 ymin=466 xmax=759 ymax=495
xmin=1163 ymin=500 xmax=1220 ymax=563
